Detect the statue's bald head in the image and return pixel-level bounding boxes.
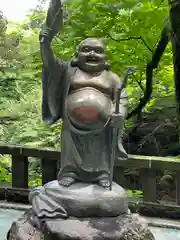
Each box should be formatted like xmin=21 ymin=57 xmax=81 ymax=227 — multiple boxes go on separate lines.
xmin=78 ymin=38 xmax=105 ymax=51
xmin=72 ymin=37 xmax=109 ymax=73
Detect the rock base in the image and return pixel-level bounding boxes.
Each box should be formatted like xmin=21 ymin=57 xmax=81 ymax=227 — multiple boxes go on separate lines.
xmin=7 ymin=209 xmax=155 ymax=240
xmin=7 ymin=210 xmax=42 ymax=240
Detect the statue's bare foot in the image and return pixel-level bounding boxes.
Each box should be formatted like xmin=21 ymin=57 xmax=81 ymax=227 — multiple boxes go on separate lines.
xmin=98 ymin=178 xmax=110 ymax=190
xmin=59 ymin=177 xmax=76 ymax=187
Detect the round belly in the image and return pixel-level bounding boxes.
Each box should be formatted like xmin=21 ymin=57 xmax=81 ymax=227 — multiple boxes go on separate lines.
xmin=66 ymin=87 xmax=113 ymax=130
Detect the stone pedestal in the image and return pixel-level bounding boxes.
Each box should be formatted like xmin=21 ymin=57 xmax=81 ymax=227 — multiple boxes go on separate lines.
xmin=29 ymin=181 xmax=129 ymax=218
xmin=7 ymin=181 xmax=155 ymax=240
xmin=7 ymin=210 xmax=155 ymax=240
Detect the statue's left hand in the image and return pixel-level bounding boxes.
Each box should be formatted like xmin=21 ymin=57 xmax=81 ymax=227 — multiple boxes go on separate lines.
xmin=110 ymin=113 xmax=124 ymax=129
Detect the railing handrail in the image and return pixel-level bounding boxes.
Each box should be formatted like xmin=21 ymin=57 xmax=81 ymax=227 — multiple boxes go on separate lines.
xmin=0 ymin=143 xmax=180 ymax=170
xmin=0 ymin=143 xmax=59 ymax=159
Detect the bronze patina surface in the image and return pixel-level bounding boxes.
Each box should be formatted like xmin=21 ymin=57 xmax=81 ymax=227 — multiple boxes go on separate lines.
xmin=7 ymin=0 xmax=155 ymax=239
xmin=40 ymin=32 xmax=128 ymax=189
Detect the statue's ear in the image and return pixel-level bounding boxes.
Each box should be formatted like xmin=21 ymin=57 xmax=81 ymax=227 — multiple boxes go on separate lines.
xmin=70 ymin=52 xmax=78 ymax=67
xmin=104 ymin=60 xmax=110 ymax=70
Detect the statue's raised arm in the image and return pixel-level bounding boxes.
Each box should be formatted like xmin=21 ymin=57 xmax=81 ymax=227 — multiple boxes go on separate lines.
xmin=40 ymin=0 xmax=69 ymax=125
xmin=39 ymin=0 xmax=63 ymax=68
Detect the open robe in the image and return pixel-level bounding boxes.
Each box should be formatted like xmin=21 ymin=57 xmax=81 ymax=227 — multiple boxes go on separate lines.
xmin=42 ymin=59 xmax=128 ymax=181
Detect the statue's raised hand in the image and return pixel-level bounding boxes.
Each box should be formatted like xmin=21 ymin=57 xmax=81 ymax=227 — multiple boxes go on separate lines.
xmin=39 ymin=0 xmax=64 ymax=44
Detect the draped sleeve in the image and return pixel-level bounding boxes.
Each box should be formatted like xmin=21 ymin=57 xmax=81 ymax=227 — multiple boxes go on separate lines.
xmin=42 ymin=58 xmax=68 ymax=125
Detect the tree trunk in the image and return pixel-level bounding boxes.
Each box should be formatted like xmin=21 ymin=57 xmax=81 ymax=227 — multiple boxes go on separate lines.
xmin=169 ymin=0 xmax=180 ymax=121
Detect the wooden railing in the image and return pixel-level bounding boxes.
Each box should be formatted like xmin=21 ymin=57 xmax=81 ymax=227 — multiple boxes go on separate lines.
xmin=0 ymin=144 xmax=180 ymax=210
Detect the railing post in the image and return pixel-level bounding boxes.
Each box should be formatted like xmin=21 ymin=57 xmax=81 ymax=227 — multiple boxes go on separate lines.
xmin=176 ymin=171 xmax=180 ymax=205
xmin=113 ymin=166 xmax=125 ymax=187
xmin=140 ymin=168 xmax=156 ymax=202
xmin=12 ymin=154 xmax=28 ymax=188
xmin=41 ymin=159 xmax=58 ymax=185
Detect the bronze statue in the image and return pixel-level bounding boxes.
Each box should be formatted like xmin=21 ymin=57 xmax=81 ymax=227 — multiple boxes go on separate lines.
xmin=7 ymin=1 xmax=156 ymax=239
xmin=40 ymin=1 xmax=128 ymax=190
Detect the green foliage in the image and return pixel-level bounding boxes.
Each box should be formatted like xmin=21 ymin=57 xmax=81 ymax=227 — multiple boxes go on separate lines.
xmin=0 ymin=168 xmax=11 ymax=184
xmin=0 ymin=155 xmax=11 ymax=184
xmin=29 ymin=158 xmax=42 ymax=187
xmin=126 ymin=189 xmax=143 ymax=198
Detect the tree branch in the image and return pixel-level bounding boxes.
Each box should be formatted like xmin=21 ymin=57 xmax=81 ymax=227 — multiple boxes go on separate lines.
xmin=127 ymin=25 xmax=170 ymax=119
xmin=0 ymin=116 xmax=21 ymax=124
xmin=132 ymin=72 xmax=145 ymax=93
xmin=107 ymin=33 xmax=153 ymax=52
xmin=137 ymin=120 xmax=175 ymax=151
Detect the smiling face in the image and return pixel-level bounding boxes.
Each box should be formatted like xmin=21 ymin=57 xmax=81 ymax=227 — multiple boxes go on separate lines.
xmin=77 ymin=38 xmax=107 ymax=73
